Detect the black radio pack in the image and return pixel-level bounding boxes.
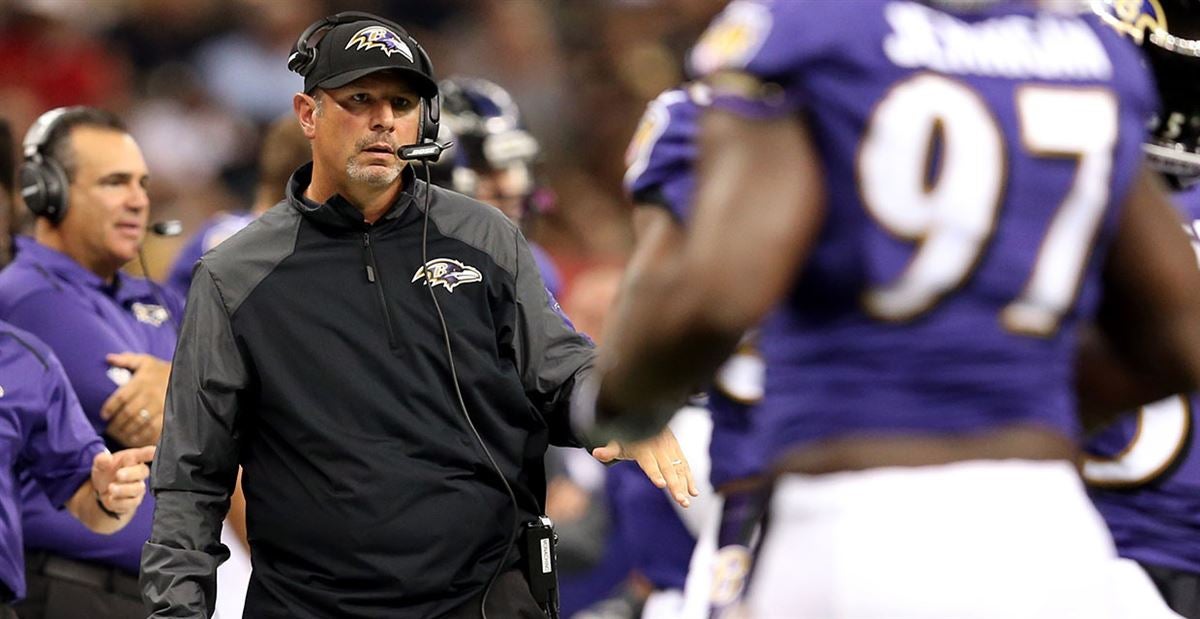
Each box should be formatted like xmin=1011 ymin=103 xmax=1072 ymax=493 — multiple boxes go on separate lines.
xmin=520 ymin=516 xmax=560 ymax=619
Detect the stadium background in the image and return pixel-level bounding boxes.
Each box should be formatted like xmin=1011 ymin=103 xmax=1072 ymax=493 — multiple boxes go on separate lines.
xmin=0 ymin=0 xmax=726 ymax=296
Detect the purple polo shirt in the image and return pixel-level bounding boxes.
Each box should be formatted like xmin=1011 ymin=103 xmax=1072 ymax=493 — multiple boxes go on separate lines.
xmin=0 ymin=322 xmax=105 ymax=598
xmin=0 ymin=237 xmax=182 ymax=574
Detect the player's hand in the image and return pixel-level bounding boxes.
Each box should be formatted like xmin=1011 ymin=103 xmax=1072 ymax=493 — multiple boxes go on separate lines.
xmin=101 ymin=353 xmax=170 ymax=447
xmin=91 ymin=446 xmax=155 ymax=516
xmin=592 ymin=427 xmax=699 ymax=508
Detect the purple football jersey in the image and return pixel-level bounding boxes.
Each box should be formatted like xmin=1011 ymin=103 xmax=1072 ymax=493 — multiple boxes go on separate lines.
xmin=625 ymin=86 xmax=766 ymax=488
xmin=1085 ymin=182 xmax=1200 ymax=575
xmin=165 ymin=212 xmax=257 ymax=301
xmin=625 ymin=87 xmax=704 ymax=222
xmin=689 ymin=0 xmax=1156 ymax=462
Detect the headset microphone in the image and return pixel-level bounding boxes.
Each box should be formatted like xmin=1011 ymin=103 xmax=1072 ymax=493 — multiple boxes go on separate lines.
xmin=136 ymin=221 xmax=184 ymax=334
xmin=149 ymin=220 xmax=183 ymax=237
xmin=397 ymin=140 xmax=453 ymax=162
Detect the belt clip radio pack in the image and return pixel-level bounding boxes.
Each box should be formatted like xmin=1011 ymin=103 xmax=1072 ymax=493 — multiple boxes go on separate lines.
xmin=521 ymin=515 xmax=560 ymax=619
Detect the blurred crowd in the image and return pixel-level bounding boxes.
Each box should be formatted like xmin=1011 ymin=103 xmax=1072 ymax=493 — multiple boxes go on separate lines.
xmin=0 ymin=0 xmax=725 ymax=284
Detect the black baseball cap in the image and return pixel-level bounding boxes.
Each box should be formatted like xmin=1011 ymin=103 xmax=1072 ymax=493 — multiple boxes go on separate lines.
xmin=297 ymin=17 xmax=438 ymax=98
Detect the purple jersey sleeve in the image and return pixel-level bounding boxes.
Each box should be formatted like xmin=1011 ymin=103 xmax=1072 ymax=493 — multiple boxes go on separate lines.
xmin=165 ymin=229 xmax=207 ymax=301
xmin=166 ymin=213 xmax=257 ymax=301
xmin=19 ymin=336 xmax=106 ymax=508
xmin=624 ymin=87 xmax=704 ymax=220
xmin=688 ymin=0 xmax=837 ymax=118
xmin=528 ymin=242 xmax=563 ymax=299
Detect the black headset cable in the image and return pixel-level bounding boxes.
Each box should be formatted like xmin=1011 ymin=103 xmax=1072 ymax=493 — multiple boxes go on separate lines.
xmin=417 ymin=162 xmax=520 ymax=619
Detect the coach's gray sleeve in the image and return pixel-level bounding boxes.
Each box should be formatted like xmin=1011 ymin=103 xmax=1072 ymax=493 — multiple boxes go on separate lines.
xmin=142 ymin=263 xmax=247 ymax=618
xmin=511 ymin=231 xmax=596 ymax=448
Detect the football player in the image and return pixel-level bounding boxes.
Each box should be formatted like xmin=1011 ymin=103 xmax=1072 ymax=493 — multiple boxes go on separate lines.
xmin=577 ymin=0 xmax=1200 ymax=616
xmin=618 ymin=83 xmax=765 ymax=619
xmin=1085 ymin=2 xmax=1200 ymax=617
xmin=436 ymin=76 xmax=562 ymax=296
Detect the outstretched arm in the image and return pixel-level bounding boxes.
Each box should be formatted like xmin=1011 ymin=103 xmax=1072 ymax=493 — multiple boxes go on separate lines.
xmin=580 ymin=106 xmax=826 ymax=443
xmin=1076 ymin=164 xmax=1200 ymax=432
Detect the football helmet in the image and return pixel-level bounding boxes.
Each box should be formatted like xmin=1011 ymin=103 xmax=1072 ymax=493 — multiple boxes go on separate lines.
xmin=1094 ymin=0 xmax=1200 ymax=185
xmin=437 ymin=76 xmax=550 ymax=221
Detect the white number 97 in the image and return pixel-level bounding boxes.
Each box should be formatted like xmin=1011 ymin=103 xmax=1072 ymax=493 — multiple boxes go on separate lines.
xmin=858 ymin=73 xmax=1118 ymax=337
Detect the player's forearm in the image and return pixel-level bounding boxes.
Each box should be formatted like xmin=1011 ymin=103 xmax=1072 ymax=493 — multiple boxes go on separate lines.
xmin=1084 ymin=165 xmax=1200 ymax=427
xmin=594 ymin=110 xmax=821 ymax=441
xmin=594 ymin=255 xmax=745 ymax=441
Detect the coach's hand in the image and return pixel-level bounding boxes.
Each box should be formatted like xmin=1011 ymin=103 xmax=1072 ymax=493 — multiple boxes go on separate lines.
xmin=592 ymin=428 xmax=699 ymax=508
xmin=68 ymin=445 xmax=155 ymax=534
xmin=102 ymin=353 xmax=170 ymax=447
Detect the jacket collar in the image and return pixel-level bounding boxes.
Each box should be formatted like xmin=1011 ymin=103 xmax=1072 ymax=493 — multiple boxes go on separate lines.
xmin=285 ymin=162 xmax=424 ymax=232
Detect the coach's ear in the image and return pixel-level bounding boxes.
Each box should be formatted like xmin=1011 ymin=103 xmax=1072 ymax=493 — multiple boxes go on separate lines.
xmin=294 ymin=92 xmax=319 ymax=139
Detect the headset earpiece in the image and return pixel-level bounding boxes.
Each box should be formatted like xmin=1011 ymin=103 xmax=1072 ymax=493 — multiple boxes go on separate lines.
xmin=409 ymin=39 xmax=440 ymax=144
xmin=288 ymin=14 xmax=339 ymax=77
xmin=19 ymin=107 xmax=74 ymax=224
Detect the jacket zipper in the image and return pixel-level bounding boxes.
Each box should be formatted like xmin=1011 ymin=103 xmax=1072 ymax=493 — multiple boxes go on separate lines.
xmin=362 ymin=231 xmax=399 ymax=349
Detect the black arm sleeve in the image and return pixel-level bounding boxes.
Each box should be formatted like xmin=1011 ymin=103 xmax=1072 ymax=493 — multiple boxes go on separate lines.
xmin=141 ymin=263 xmax=248 ymax=618
xmin=511 ymin=230 xmax=596 ymax=448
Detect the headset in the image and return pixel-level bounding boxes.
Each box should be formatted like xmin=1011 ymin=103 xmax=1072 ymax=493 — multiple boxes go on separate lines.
xmin=288 ymin=12 xmax=443 ymax=157
xmin=19 ymin=106 xmax=77 ymax=224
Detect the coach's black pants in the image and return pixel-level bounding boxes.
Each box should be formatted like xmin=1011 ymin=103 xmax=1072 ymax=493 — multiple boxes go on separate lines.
xmin=439 ymin=569 xmax=546 ymax=619
xmin=13 ymin=552 xmax=143 ymax=619
xmin=0 ymin=580 xmax=17 ymax=619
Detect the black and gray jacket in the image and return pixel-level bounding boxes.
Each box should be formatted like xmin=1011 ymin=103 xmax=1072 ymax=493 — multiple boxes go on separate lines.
xmin=142 ymin=164 xmax=594 ymax=618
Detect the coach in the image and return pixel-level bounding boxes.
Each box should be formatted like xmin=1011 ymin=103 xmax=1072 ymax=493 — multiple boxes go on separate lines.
xmin=0 ymin=107 xmax=179 ymax=618
xmin=141 ymin=12 xmax=694 ymax=618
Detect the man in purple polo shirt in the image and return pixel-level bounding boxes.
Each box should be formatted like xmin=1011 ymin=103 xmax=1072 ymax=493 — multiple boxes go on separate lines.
xmin=0 ymin=320 xmax=155 ymax=617
xmin=0 ymin=106 xmax=182 ymax=618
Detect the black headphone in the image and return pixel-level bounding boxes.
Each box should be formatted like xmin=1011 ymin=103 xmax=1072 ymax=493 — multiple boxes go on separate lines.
xmin=288 ymin=12 xmax=441 ymax=148
xmin=19 ymin=107 xmax=76 ymax=224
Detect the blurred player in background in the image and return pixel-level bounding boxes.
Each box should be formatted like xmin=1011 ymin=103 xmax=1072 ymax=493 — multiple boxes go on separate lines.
xmin=578 ymin=0 xmax=1200 ymax=616
xmin=436 ymin=75 xmax=638 ymax=617
xmin=164 ymin=114 xmax=310 ymax=300
xmin=436 ymin=76 xmax=563 ymax=296
xmin=1085 ymin=2 xmax=1200 ymax=617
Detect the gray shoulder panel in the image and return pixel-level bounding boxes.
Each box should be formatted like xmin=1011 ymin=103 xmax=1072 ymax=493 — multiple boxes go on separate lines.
xmin=200 ymin=201 xmax=301 ymax=315
xmin=420 ymin=184 xmax=521 ymax=276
